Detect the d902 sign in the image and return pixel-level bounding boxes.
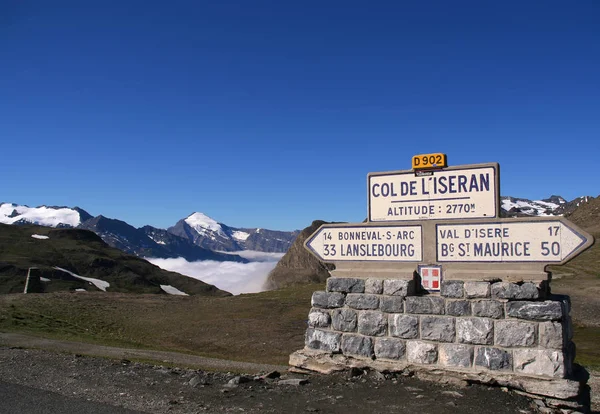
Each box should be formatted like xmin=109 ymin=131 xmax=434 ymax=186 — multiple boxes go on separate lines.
xmin=412 ymin=153 xmax=447 ymax=170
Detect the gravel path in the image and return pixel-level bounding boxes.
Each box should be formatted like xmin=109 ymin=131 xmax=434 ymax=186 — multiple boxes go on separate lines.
xmin=0 ymin=336 xmax=536 ymax=414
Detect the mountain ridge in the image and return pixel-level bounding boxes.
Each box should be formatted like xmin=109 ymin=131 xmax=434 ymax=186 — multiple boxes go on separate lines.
xmin=1 ymin=195 xmax=595 ymax=262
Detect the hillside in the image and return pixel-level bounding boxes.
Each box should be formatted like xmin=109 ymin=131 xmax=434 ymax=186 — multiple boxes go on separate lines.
xmin=0 ymin=223 xmax=230 ymax=296
xmin=563 ymin=196 xmax=600 ymax=235
xmin=263 ymin=220 xmax=334 ymax=290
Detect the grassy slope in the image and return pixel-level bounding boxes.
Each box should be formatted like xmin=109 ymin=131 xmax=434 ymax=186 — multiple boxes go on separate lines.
xmin=0 ymin=283 xmax=320 ymax=365
xmin=0 ymin=223 xmax=229 ymax=296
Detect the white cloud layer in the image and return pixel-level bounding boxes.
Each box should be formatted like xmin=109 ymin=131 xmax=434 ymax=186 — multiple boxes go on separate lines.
xmin=221 ymin=250 xmax=285 ymax=262
xmin=147 ymin=251 xmax=284 ymax=295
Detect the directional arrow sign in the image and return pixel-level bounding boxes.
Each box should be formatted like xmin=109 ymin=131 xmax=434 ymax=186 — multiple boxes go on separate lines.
xmin=436 ymin=218 xmax=593 ymax=264
xmin=305 ymin=224 xmax=423 ymax=262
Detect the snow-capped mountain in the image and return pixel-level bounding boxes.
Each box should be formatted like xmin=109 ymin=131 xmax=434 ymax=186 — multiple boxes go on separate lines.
xmin=0 ymin=203 xmax=92 ymax=227
xmin=167 ymin=212 xmax=300 ymax=253
xmin=500 ymin=195 xmax=567 ymax=217
xmin=500 ymin=195 xmax=595 ymax=218
xmin=0 ymin=203 xmax=247 ymax=263
xmin=77 ymin=215 xmax=247 ymax=263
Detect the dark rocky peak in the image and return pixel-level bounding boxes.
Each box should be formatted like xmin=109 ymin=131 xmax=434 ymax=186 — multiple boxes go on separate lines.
xmin=542 ymin=195 xmax=567 ymax=205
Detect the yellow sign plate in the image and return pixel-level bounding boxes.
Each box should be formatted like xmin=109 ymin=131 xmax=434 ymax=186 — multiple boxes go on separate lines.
xmin=412 ymin=153 xmax=447 ymax=170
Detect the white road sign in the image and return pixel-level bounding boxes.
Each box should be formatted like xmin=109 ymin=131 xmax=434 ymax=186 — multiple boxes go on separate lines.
xmin=368 ymin=164 xmax=499 ymax=222
xmin=305 ymin=224 xmax=423 ymax=262
xmin=436 ymin=219 xmax=591 ymax=263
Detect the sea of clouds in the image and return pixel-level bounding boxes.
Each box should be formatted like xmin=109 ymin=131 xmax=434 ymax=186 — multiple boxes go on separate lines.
xmin=147 ymin=251 xmax=284 ymax=295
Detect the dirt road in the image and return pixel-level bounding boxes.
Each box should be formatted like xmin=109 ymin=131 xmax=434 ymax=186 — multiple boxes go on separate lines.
xmin=0 ymin=336 xmax=534 ymax=414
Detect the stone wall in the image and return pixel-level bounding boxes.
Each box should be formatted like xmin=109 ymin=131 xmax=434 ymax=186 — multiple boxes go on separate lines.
xmin=304 ymin=277 xmax=574 ymax=379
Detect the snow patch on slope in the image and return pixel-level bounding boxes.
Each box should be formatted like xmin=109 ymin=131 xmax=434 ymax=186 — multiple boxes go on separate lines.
xmin=0 ymin=203 xmax=81 ymax=227
xmin=232 ymin=231 xmax=250 ymax=241
xmin=31 ymin=234 xmax=49 ymax=240
xmin=160 ymin=284 xmax=189 ymax=296
xmin=501 ymin=198 xmax=560 ymax=216
xmin=53 ymin=266 xmax=110 ymax=291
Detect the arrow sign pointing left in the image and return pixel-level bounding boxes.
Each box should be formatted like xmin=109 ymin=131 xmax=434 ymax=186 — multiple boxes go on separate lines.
xmin=305 ymin=224 xmax=423 ymax=262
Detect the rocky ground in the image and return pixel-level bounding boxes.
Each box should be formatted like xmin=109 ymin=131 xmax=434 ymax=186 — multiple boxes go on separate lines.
xmin=0 ymin=346 xmax=535 ymax=414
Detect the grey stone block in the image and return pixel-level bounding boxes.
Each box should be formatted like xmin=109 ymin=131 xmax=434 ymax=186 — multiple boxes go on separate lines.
xmin=540 ymin=321 xmax=564 ymax=349
xmin=446 ymin=300 xmax=471 ymax=316
xmin=365 ymin=278 xmax=383 ymax=294
xmin=346 ymin=293 xmax=380 ymax=310
xmin=331 ymin=308 xmax=357 ymax=332
xmin=464 ymin=281 xmax=491 ymax=298
xmin=358 ymin=311 xmax=388 ymax=336
xmin=383 ymin=279 xmax=414 ymax=297
xmin=441 ymin=280 xmax=464 ymax=298
xmin=311 ymin=291 xmax=345 ymax=309
xmin=327 ymin=277 xmax=365 ymax=293
xmin=513 ymin=349 xmax=565 ymax=378
xmin=491 ymin=282 xmax=540 ymax=300
xmin=506 ymin=301 xmax=563 ymax=321
xmin=491 ymin=282 xmax=518 ymax=299
xmin=374 ymin=338 xmax=406 ymax=360
xmin=421 ymin=316 xmax=456 ymax=342
xmin=405 ymin=296 xmax=445 ymax=315
xmin=389 ymin=314 xmax=419 ymax=339
xmin=407 ymin=341 xmax=437 ymax=364
xmin=495 ymin=320 xmax=537 ymax=347
xmin=475 ymin=347 xmax=512 ymax=371
xmin=341 ymin=334 xmax=374 ymax=358
xmin=380 ymin=296 xmax=404 ymax=313
xmin=305 ymin=328 xmax=341 ymax=352
xmin=472 ymin=300 xmax=504 ymax=319
xmin=438 ymin=344 xmax=474 ymax=368
xmin=308 ymin=308 xmax=331 ymax=328
xmin=550 ymin=294 xmax=571 ymax=314
xmin=519 ymin=282 xmax=541 ymax=299
xmin=457 ymin=318 xmax=494 ymax=345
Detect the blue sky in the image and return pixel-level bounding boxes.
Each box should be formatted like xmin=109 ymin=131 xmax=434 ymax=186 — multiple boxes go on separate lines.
xmin=1 ymin=1 xmax=598 ymax=231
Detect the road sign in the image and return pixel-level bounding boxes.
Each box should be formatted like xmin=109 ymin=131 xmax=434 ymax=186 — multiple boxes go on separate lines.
xmin=305 ymin=224 xmax=423 ymax=262
xmin=412 ymin=153 xmax=447 ymax=170
xmin=368 ymin=163 xmax=499 ymax=222
xmin=436 ymin=218 xmax=593 ymax=264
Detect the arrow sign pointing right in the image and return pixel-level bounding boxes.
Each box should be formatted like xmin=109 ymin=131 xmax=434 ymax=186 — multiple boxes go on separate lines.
xmin=305 ymin=223 xmax=423 ymax=262
xmin=436 ymin=218 xmax=594 ymax=264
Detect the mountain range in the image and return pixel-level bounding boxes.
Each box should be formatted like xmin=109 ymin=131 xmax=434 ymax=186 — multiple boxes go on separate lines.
xmin=0 ymin=203 xmax=299 ymax=262
xmin=0 ymin=194 xmax=594 ymax=265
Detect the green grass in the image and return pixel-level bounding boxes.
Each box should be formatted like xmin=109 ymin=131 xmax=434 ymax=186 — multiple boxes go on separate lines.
xmin=573 ymin=325 xmax=600 ymax=370
xmin=0 ymin=283 xmax=322 ymax=365
xmin=2 ymin=280 xmax=600 ymax=370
